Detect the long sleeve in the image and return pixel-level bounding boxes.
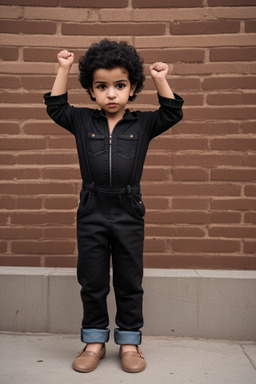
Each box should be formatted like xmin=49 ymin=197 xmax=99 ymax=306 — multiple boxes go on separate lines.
xmin=146 ymin=93 xmax=184 ymax=140
xmin=43 ymin=92 xmax=75 ymax=135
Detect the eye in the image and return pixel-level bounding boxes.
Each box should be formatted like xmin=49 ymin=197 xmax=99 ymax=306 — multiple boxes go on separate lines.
xmin=96 ymin=84 xmax=106 ymax=90
xmin=116 ymin=83 xmax=126 ymax=90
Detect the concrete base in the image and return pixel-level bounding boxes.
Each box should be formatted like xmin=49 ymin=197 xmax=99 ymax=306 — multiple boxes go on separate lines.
xmin=1 ymin=333 xmax=256 ymax=384
xmin=0 ymin=267 xmax=256 ymax=341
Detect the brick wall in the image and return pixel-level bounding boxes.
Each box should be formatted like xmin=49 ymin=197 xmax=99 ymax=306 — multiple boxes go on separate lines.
xmin=0 ymin=0 xmax=256 ymax=269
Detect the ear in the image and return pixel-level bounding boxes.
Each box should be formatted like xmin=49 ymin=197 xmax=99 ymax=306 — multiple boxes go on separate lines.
xmin=129 ymin=83 xmax=137 ymax=98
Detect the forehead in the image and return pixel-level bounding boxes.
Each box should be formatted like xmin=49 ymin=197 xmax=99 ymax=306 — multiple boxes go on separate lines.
xmin=92 ymin=67 xmax=129 ymax=83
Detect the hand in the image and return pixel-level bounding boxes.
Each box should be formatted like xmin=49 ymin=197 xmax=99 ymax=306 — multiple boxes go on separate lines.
xmin=57 ymin=50 xmax=74 ymax=69
xmin=150 ymin=62 xmax=169 ymax=81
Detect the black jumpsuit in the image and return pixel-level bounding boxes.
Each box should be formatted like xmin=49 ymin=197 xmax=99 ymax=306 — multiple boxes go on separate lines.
xmin=44 ymin=91 xmax=184 ymax=345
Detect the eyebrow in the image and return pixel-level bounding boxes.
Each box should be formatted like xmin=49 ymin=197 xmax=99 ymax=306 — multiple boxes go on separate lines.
xmin=94 ymin=79 xmax=129 ymax=84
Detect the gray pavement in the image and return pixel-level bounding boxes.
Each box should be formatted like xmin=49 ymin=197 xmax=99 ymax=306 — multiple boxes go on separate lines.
xmin=0 ymin=333 xmax=255 ymax=384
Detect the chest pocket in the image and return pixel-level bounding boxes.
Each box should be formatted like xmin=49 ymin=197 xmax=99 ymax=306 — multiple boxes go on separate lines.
xmin=117 ymin=133 xmax=138 ymax=160
xmin=87 ymin=132 xmax=105 ymax=158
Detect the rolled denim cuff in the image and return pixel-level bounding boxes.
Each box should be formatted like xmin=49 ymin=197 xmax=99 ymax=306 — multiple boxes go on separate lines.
xmin=81 ymin=328 xmax=110 ymax=343
xmin=114 ymin=328 xmax=142 ymax=345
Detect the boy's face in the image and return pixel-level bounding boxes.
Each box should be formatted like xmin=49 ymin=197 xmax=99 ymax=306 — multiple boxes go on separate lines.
xmin=90 ymin=67 xmax=136 ymax=119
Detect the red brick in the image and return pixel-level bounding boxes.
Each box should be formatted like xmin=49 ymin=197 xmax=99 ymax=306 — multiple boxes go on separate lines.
xmin=144 ymin=77 xmax=201 ymax=91
xmin=23 ymin=122 xmax=69 ymax=135
xmin=0 ymin=197 xmax=15 ymax=209
xmin=144 ymin=238 xmax=167 ymax=252
xmin=0 ymin=92 xmax=44 ymax=104
xmin=45 ymin=197 xmax=78 ymax=210
xmin=62 ymin=22 xmax=165 ymax=36
xmin=173 ymin=239 xmax=240 ymax=253
xmin=210 ymin=47 xmax=256 ymax=61
xmin=146 ymin=210 xmax=209 ymax=224
xmin=144 ymin=153 xmax=171 ymax=166
xmin=143 ymin=197 xmax=169 ymax=209
xmin=244 ymin=241 xmax=256 ymax=253
xmin=245 ymin=20 xmax=256 ymax=33
xmin=141 ymin=182 xmax=240 ymax=197
xmin=44 ymin=256 xmax=76 ymax=268
xmin=44 ymin=227 xmax=76 ymax=239
xmin=211 ymin=199 xmax=256 ymax=211
xmin=21 ymin=76 xmax=56 ymax=90
xmin=0 ymin=0 xmax=58 ymax=4
xmin=173 ymin=168 xmax=209 ymax=181
xmin=0 ymin=213 xmax=8 ymax=225
xmin=0 ymin=256 xmax=41 ymax=267
xmin=0 ymin=76 xmax=21 ymax=89
xmin=47 ymin=137 xmax=77 ymax=150
xmin=203 ymin=77 xmax=256 ymax=90
xmin=1 ymin=227 xmax=43 ymax=239
xmin=11 ymin=212 xmax=75 ymax=225
xmin=0 ymin=168 xmax=40 ymax=180
xmin=15 ymin=197 xmax=42 ymax=210
xmin=173 ymin=153 xmax=243 ymax=167
xmin=244 ymin=155 xmax=256 ymax=167
xmin=245 ymin=213 xmax=256 ymax=224
xmin=211 ymin=169 xmax=256 ymax=182
xmin=184 ymin=106 xmax=256 ymax=121
xmin=145 ymin=225 xmax=205 ymax=238
xmin=0 ymin=47 xmax=19 ymax=61
xmin=142 ymin=167 xmax=169 ymax=181
xmin=0 ymin=138 xmax=47 ymax=151
xmin=211 ymin=138 xmax=256 ymax=151
xmin=42 ymin=167 xmax=80 ymax=180
xmin=0 ymin=20 xmax=56 ymax=34
xmin=61 ymin=0 xmax=128 ymax=7
xmin=242 ymin=122 xmax=256 ymax=134
xmin=209 ymin=211 xmax=241 ymax=224
xmin=209 ymin=226 xmax=256 ymax=239
xmin=144 ymin=254 xmax=256 ymax=270
xmin=177 ymin=93 xmax=203 ymax=106
xmin=0 ymin=106 xmax=46 ymax=120
xmin=208 ymin=0 xmax=254 ymax=6
xmin=172 ymin=198 xmax=209 ymax=210
xmin=1 ymin=182 xmax=75 ymax=195
xmin=11 ymin=240 xmax=75 ymax=254
xmin=133 ymin=0 xmax=203 ymax=7
xmin=170 ymin=20 xmax=240 ymax=35
xmin=0 ymin=154 xmax=15 ymax=165
xmin=17 ymin=153 xmax=78 ymax=165
xmin=172 ymin=122 xmax=240 ymax=135
xmin=140 ymin=48 xmax=205 ymax=63
xmin=149 ymin=137 xmax=208 ymax=151
xmin=0 ymin=241 xmax=7 ymax=253
xmin=207 ymin=93 xmax=256 ymax=106
xmin=0 ymin=122 xmax=20 ymax=134
xmin=244 ymin=185 xmax=256 ymax=196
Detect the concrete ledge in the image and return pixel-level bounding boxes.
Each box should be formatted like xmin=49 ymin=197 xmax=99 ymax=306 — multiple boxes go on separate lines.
xmin=0 ymin=267 xmax=256 ymax=341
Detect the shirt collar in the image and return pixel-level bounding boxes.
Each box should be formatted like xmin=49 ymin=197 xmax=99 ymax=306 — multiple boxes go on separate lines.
xmin=92 ymin=108 xmax=138 ymax=120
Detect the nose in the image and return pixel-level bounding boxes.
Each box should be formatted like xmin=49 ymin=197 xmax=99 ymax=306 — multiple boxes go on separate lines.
xmin=107 ymin=86 xmax=116 ymax=98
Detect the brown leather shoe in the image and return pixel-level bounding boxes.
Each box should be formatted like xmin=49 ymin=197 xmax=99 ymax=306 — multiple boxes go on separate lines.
xmin=119 ymin=346 xmax=146 ymax=373
xmin=72 ymin=344 xmax=105 ymax=373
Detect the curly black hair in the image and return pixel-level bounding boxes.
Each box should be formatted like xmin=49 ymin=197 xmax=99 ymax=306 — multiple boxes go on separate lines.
xmin=78 ymin=39 xmax=145 ymax=101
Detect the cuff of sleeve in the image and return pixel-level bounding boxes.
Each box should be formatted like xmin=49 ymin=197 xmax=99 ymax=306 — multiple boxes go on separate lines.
xmin=43 ymin=92 xmax=68 ymax=105
xmin=157 ymin=92 xmax=184 ymax=108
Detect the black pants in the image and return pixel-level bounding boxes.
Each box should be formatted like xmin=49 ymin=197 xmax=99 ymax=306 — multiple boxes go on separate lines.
xmin=77 ymin=183 xmax=145 ymax=344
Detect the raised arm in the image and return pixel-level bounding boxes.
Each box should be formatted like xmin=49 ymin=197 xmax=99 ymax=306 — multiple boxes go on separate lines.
xmin=51 ymin=50 xmax=74 ymax=96
xmin=150 ymin=62 xmax=174 ymax=99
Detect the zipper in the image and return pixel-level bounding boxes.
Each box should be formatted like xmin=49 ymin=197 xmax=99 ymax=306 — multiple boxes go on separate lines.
xmin=109 ymin=135 xmax=112 ymax=187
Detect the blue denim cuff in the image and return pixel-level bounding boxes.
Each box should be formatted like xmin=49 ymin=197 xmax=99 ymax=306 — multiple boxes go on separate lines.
xmin=81 ymin=328 xmax=110 ymax=343
xmin=114 ymin=328 xmax=142 ymax=345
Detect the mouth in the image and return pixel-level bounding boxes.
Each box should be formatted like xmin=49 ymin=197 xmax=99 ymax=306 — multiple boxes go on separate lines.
xmin=107 ymin=103 xmax=118 ymax=107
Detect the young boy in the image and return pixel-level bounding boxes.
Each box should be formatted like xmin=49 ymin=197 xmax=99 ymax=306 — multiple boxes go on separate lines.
xmin=44 ymin=39 xmax=183 ymax=373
